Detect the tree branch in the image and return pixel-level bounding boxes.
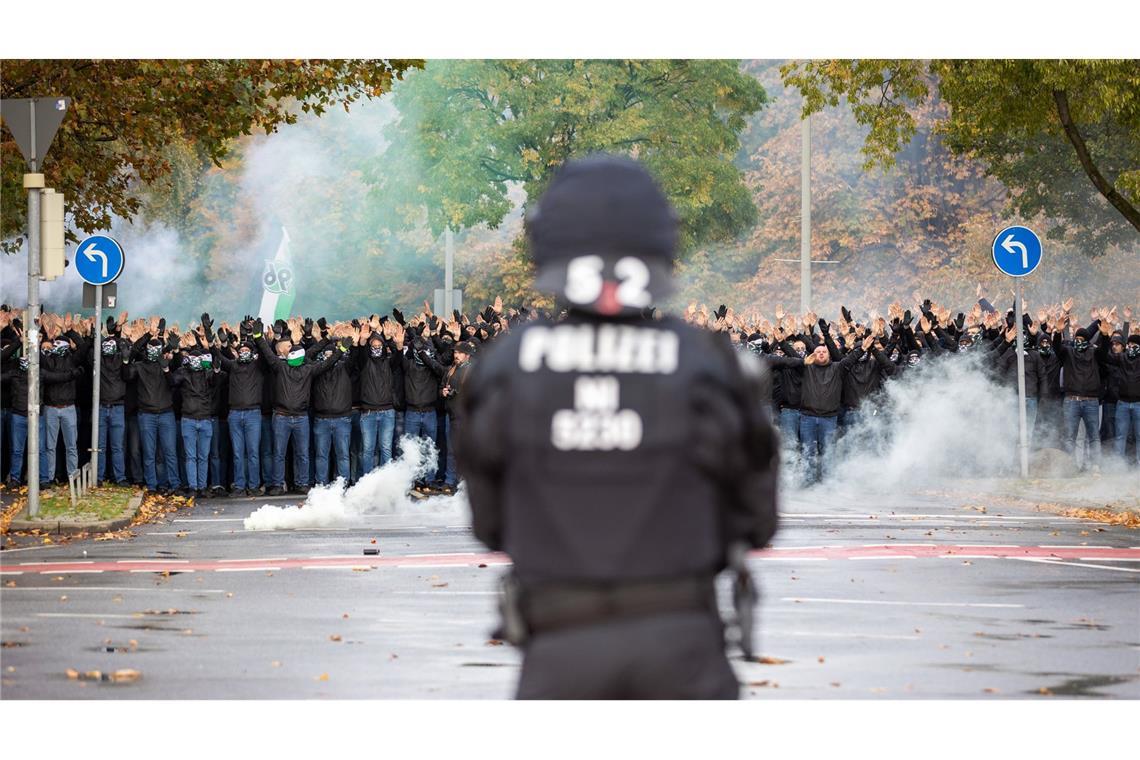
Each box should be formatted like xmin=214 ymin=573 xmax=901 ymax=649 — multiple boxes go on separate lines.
xmin=1052 ymin=89 xmax=1140 ymax=233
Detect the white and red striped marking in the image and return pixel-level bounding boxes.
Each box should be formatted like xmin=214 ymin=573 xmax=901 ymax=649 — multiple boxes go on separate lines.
xmin=3 ymin=545 xmax=1139 ymax=575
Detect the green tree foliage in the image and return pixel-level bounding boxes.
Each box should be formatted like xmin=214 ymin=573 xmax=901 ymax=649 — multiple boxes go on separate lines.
xmin=369 ymin=59 xmax=767 ymax=252
xmin=1 ymin=59 xmax=422 ymax=250
xmin=780 ymin=59 xmax=1140 ymax=252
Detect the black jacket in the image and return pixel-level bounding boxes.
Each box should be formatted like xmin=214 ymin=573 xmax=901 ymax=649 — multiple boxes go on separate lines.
xmin=402 ymin=339 xmax=444 ymax=410
xmin=799 ymin=349 xmax=864 ymax=417
xmin=214 ymin=348 xmax=266 ymax=411
xmin=86 ymin=338 xmax=131 ymax=405
xmin=842 ymin=346 xmax=894 ymax=409
xmin=41 ymin=347 xmax=83 ymax=406
xmin=171 ymin=364 xmax=218 ymax=419
xmin=1105 ymin=349 xmax=1140 ymax=402
xmin=312 ymin=350 xmax=355 ymax=418
xmin=996 ymin=339 xmax=1048 ymax=399
xmin=356 ymin=343 xmax=400 ymax=411
xmin=255 ymin=336 xmax=342 ymax=415
xmin=1054 ymin=329 xmax=1103 ymax=398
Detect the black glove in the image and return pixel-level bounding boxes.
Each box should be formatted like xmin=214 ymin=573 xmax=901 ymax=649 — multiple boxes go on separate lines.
xmin=922 ymin=299 xmax=932 ymax=313
xmin=902 ymin=310 xmax=913 ymax=326
xmin=302 ymin=318 xmax=314 ymax=338
xmin=716 ymin=304 xmax=728 ymax=320
xmin=252 ymin=318 xmax=264 ymax=337
xmin=841 ymin=306 xmax=853 ymax=324
xmin=316 ymin=317 xmax=328 ymax=338
xmin=351 ymin=318 xmax=361 ymax=330
xmin=240 ymin=318 xmax=251 ymax=337
xmin=157 ymin=318 xmax=166 ymax=335
xmin=453 ymin=309 xmax=463 ymax=323
xmin=428 ymin=314 xmax=439 ymax=331
xmin=338 ymin=337 xmax=352 ymax=352
xmin=392 ymin=308 xmax=405 ymax=326
xmin=105 ymin=316 xmax=117 ymax=335
xmin=379 ymin=315 xmax=388 ymax=325
xmin=955 ymin=313 xmax=966 ymax=330
xmin=274 ymin=319 xmax=288 ymax=338
xmin=200 ymin=312 xmax=213 ymax=330
xmin=817 ymin=317 xmax=828 ymax=332
xmin=167 ymin=333 xmax=181 ymax=350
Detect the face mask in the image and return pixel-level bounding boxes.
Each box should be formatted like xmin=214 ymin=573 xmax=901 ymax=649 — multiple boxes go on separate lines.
xmin=1038 ymin=345 xmax=1052 ymax=357
xmin=319 ymin=350 xmax=334 ymax=362
xmin=889 ymin=350 xmax=900 ymax=362
xmin=1127 ymin=345 xmax=1140 ymax=360
xmin=146 ymin=345 xmax=162 ymax=362
xmin=19 ymin=357 xmax=29 ymax=371
xmin=187 ymin=355 xmax=204 ymax=371
xmin=200 ymin=356 xmax=212 ymax=371
xmin=52 ymin=341 xmax=70 ymax=356
xmin=858 ymin=351 xmax=870 ymax=362
xmin=101 ymin=339 xmax=118 ymax=356
xmin=957 ymin=340 xmax=973 ymax=352
xmin=1074 ymin=340 xmax=1089 ymax=353
xmin=907 ymin=354 xmax=920 ymax=366
xmin=238 ymin=349 xmax=255 ymax=364
xmin=370 ymin=346 xmax=384 ymax=358
xmin=285 ymin=349 xmax=305 ymax=367
xmin=794 ymin=348 xmax=806 ymax=359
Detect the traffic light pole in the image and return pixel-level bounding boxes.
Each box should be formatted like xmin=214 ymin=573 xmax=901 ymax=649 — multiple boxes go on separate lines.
xmin=26 ymin=166 xmax=44 ymax=516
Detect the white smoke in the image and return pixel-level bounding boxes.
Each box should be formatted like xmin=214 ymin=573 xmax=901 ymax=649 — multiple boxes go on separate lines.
xmin=798 ymin=350 xmax=1020 ymax=494
xmin=243 ymin=435 xmax=468 ymax=531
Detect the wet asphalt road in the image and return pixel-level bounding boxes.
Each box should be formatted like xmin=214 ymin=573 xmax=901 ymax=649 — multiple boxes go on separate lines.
xmin=1 ymin=488 xmax=1138 ymax=699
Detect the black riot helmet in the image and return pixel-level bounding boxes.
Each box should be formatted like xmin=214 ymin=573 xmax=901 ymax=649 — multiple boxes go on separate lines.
xmin=525 ymin=154 xmax=678 ymax=316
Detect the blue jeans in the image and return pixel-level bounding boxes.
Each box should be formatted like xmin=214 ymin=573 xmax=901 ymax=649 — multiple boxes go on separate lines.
xmin=404 ymin=409 xmax=437 ymax=446
xmin=314 ymin=415 xmax=352 ymax=485
xmin=126 ymin=411 xmax=143 ymax=484
xmin=228 ymin=409 xmax=262 ymax=490
xmin=272 ymin=413 xmax=310 ymax=488
xmin=8 ymin=414 xmax=47 ymax=483
xmin=1063 ymin=397 xmax=1101 ymax=465
xmin=97 ymin=405 xmax=127 ymax=483
xmin=180 ymin=417 xmax=213 ymax=491
xmin=44 ymin=405 xmax=78 ymax=482
xmin=1025 ymin=397 xmax=1038 ymax=446
xmin=138 ymin=411 xmax=180 ymax=490
xmin=349 ymin=410 xmax=363 ymax=483
xmin=209 ymin=417 xmax=225 ymax=488
xmin=444 ymin=416 xmax=460 ymax=486
xmin=779 ymin=408 xmax=800 ymax=450
xmin=799 ymin=414 xmax=839 ymax=484
xmin=260 ymin=413 xmax=275 ymax=485
xmin=360 ymin=409 xmax=396 ymax=473
xmin=1115 ymin=400 xmax=1140 ymax=464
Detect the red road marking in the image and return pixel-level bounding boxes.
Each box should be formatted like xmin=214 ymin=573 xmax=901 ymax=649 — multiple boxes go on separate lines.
xmin=3 ymin=545 xmax=1139 ymax=575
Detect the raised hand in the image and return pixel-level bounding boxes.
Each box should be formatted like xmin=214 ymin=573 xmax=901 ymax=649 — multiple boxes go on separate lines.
xmin=1062 ymin=297 xmax=1074 ymax=313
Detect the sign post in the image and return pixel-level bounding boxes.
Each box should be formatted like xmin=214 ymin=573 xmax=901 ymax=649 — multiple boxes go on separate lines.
xmin=991 ymin=225 xmax=1043 ymax=479
xmin=1 ymin=96 xmax=71 ymax=516
xmin=74 ymin=235 xmax=126 ymax=490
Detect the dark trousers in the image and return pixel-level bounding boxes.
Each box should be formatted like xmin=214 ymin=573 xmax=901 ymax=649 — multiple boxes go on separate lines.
xmin=516 ymin=611 xmax=738 ymax=700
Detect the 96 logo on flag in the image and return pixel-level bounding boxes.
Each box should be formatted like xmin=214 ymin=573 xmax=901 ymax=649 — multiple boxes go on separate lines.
xmin=262 ymin=261 xmax=294 ymax=295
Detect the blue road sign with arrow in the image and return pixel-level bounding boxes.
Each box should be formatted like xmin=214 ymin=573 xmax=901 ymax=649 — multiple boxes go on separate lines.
xmin=991 ymin=226 xmax=1042 ymax=277
xmin=74 ymin=235 xmax=125 ymax=286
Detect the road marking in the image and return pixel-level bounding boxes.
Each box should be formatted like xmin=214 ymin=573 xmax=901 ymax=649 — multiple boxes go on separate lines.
xmin=215 ymin=567 xmax=280 ymax=573
xmin=117 ymin=559 xmax=190 ymax=564
xmin=20 ymin=560 xmax=94 ymax=566
xmin=1015 ymin=558 xmax=1140 ymax=574
xmin=150 ymin=531 xmax=194 ymax=535
xmin=39 ymin=569 xmax=102 ymax=574
xmin=1078 ymin=558 xmax=1140 ymax=562
xmin=957 ymin=545 xmax=1020 ymax=548
xmin=0 ymin=571 xmax=24 ymax=575
xmin=35 ymin=613 xmax=140 ymax=619
xmin=396 ymin=564 xmax=466 ymax=569
xmin=130 ymin=568 xmax=195 ymax=573
xmin=4 ymin=586 xmax=229 ymax=593
xmin=389 ymin=591 xmax=498 ymax=595
xmin=849 ymin=556 xmax=916 ymax=560
xmin=1037 ymin=545 xmax=1112 ymax=549
xmin=407 ymin=552 xmax=478 ymax=557
xmin=781 ymin=597 xmax=1025 ymax=608
xmin=770 ymin=630 xmax=922 ymax=641
xmin=172 ymin=518 xmax=245 ymax=523
xmin=217 ymin=557 xmax=288 ymax=563
xmin=755 ymin=557 xmax=828 ymax=562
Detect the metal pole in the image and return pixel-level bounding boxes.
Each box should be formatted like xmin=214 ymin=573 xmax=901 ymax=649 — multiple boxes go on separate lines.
xmin=26 ymin=100 xmax=43 ymax=516
xmin=444 ymin=227 xmax=454 ymax=315
xmin=1015 ymin=280 xmax=1029 ymax=478
xmin=800 ymin=111 xmax=811 ymax=314
xmin=91 ymin=285 xmax=102 ymax=487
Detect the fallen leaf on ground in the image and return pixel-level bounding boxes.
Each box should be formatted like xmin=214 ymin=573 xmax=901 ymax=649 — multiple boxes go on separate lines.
xmin=66 ymin=669 xmax=79 ymax=680
xmin=342 ymin=613 xmax=349 ymax=619
xmin=755 ymin=656 xmax=790 ymax=665
xmin=59 ymin=595 xmax=68 ymax=602
xmin=747 ymin=680 xmax=771 ymax=687
xmin=830 ymin=682 xmax=841 ymax=687
xmin=271 ymin=661 xmax=281 ymax=668
xmin=4 ymin=581 xmax=15 ymax=588
xmin=316 ymin=673 xmax=329 ymax=681
xmin=817 ymin=656 xmax=825 ymax=663
xmin=111 ymin=669 xmax=140 ymax=683
xmin=983 ymin=688 xmax=999 ymax=694
xmin=432 ymin=583 xmax=449 ymax=588
xmin=1038 ymin=687 xmax=1053 ymax=696
xmin=329 ymin=634 xmax=342 ymax=642
xmin=486 ymin=639 xmax=505 ymax=646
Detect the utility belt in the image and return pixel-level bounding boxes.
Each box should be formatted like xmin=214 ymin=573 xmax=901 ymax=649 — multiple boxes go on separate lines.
xmin=498 ymin=544 xmax=758 ymax=656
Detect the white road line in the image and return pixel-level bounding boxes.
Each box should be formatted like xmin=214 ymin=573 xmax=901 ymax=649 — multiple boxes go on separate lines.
xmin=306 ymin=555 xmax=363 ymax=560
xmin=769 ymin=630 xmax=922 ymax=641
xmin=172 ymin=518 xmax=245 ymax=523
xmin=1078 ymin=558 xmax=1140 ymax=562
xmin=771 ymin=546 xmax=826 ymax=551
xmin=937 ymin=555 xmax=997 ymax=559
xmin=878 ymin=543 xmax=938 ymax=547
xmin=35 ymin=613 xmax=140 ymax=619
xmin=20 ymin=560 xmax=94 ymax=566
xmin=217 ymin=557 xmax=288 ymax=563
xmin=301 ymin=566 xmax=363 ymax=570
xmin=1037 ymin=545 xmax=1109 ymax=549
xmin=214 ymin=567 xmax=280 ymax=573
xmin=780 ymin=597 xmax=1024 ymax=608
xmin=1015 ymin=558 xmax=1140 ymax=574
xmin=150 ymin=531 xmax=193 ymax=535
xmin=117 ymin=559 xmax=190 ymax=564
xmin=406 ymin=552 xmax=477 ymax=557
xmin=754 ymin=557 xmax=828 ymax=562
xmin=39 ymin=569 xmax=102 ymax=574
xmin=848 ymin=556 xmax=916 ymax=560
xmin=288 ymin=528 xmax=351 ymax=532
xmin=0 ymin=571 xmax=24 ymax=575
xmin=956 ymin=545 xmax=1020 ymax=548
xmin=395 ymin=564 xmax=464 ymax=569
xmin=4 ymin=586 xmax=229 ymax=593
xmin=389 ymin=591 xmax=498 ymax=595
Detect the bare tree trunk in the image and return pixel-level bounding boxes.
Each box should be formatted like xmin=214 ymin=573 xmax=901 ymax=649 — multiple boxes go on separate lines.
xmin=1052 ymin=89 xmax=1140 ymax=233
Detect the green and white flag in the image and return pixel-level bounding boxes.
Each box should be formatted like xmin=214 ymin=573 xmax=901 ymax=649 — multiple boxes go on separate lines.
xmin=258 ymin=226 xmax=295 ymax=324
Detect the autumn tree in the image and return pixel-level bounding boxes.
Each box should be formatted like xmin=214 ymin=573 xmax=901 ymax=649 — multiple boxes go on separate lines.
xmin=780 ymin=59 xmax=1140 ymax=252
xmin=0 ymin=59 xmax=422 ymax=251
xmin=368 ymin=60 xmax=767 ymax=252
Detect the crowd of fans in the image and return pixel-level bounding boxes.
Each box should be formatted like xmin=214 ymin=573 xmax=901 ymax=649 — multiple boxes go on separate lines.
xmin=0 ymin=291 xmax=1136 ymax=498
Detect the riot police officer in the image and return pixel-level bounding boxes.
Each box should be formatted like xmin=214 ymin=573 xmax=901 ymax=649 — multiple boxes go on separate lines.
xmin=457 ymin=155 xmax=780 ymax=699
